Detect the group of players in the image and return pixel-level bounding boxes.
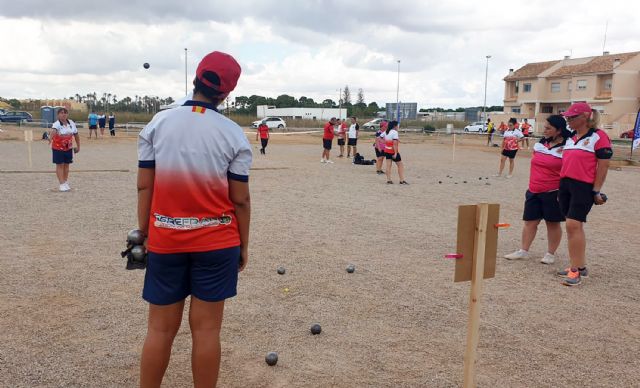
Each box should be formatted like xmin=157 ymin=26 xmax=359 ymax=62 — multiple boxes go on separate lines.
xmin=321 ymin=116 xmax=408 ymax=184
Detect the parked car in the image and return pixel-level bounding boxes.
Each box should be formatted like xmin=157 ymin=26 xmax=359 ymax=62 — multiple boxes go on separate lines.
xmin=620 ymin=129 xmax=636 ymax=139
xmin=463 ymin=122 xmax=486 ymax=132
xmin=251 ymin=117 xmax=286 ymax=129
xmin=0 ymin=111 xmax=33 ymax=123
xmin=362 ymin=118 xmax=388 ymax=130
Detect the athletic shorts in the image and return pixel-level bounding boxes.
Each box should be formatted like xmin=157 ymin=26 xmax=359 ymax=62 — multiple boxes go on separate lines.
xmin=558 ymin=177 xmax=594 ymax=223
xmin=523 ymin=133 xmax=530 ymax=137
xmin=337 ymin=138 xmax=345 ymax=146
xmin=375 ymin=148 xmax=385 ymax=158
xmin=260 ymin=138 xmax=268 ymax=148
xmin=523 ymin=190 xmax=565 ymax=222
xmin=323 ymin=139 xmax=332 ymax=150
xmin=384 ymin=152 xmax=401 ymax=162
xmin=501 ymin=149 xmax=518 ymax=159
xmin=52 ymin=149 xmax=73 ymax=164
xmin=99 ymin=123 xmax=106 ymax=129
xmin=142 ymin=246 xmax=240 ymax=305
xmin=89 ymin=125 xmax=97 ymax=130
xmin=348 ymin=138 xmax=357 ymax=146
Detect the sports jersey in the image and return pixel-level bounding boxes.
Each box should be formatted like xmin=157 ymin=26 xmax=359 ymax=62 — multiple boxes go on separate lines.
xmin=383 ymin=129 xmax=399 ymax=153
xmin=521 ymin=122 xmax=531 ymax=135
xmin=51 ymin=120 xmax=77 ymax=151
xmin=348 ymin=123 xmax=359 ymax=139
xmin=487 ymin=122 xmax=495 ymax=133
xmin=88 ymin=113 xmax=98 ymax=126
xmin=375 ymin=130 xmax=386 ymax=151
xmin=258 ymin=124 xmax=269 ymax=139
xmin=337 ymin=123 xmax=347 ymax=139
xmin=502 ymin=129 xmax=523 ymax=151
xmin=529 ymin=139 xmax=565 ymax=193
xmin=560 ymin=128 xmax=613 ymax=184
xmin=323 ymin=122 xmax=335 ymax=140
xmin=137 ymin=100 xmax=252 ymax=254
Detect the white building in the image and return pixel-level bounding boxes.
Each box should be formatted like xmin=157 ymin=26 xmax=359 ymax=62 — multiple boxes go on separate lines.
xmin=257 ymin=105 xmax=347 ymax=121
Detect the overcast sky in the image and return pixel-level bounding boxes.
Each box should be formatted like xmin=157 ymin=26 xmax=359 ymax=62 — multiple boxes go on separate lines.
xmin=1 ymin=0 xmax=639 ymax=109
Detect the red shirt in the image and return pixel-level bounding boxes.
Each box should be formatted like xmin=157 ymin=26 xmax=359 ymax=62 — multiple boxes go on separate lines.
xmin=521 ymin=122 xmax=531 ymax=135
xmin=529 ymin=140 xmax=564 ymax=193
xmin=560 ymin=129 xmax=613 ymax=184
xmin=258 ymin=124 xmax=269 ymax=139
xmin=323 ymin=122 xmax=335 ymax=140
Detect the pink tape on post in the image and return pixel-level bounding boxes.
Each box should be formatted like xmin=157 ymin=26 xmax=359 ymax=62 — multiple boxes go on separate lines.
xmin=444 ymin=253 xmax=463 ymax=259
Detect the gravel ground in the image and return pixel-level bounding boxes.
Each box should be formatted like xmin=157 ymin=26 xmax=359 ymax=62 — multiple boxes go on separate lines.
xmin=1 ymin=127 xmax=639 ymax=387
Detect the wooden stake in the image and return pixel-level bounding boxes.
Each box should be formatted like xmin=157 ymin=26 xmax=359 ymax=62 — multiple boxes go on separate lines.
xmin=24 ymin=129 xmax=33 ymax=168
xmin=463 ymin=203 xmax=489 ymax=388
xmin=452 ymin=133 xmax=456 ymax=162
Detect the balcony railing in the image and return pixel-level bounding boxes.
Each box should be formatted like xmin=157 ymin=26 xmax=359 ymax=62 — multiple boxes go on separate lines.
xmin=594 ymin=91 xmax=612 ymax=100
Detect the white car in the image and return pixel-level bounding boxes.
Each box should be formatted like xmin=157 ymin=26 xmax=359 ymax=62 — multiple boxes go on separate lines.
xmin=362 ymin=118 xmax=388 ymax=130
xmin=463 ymin=122 xmax=486 ymax=132
xmin=251 ymin=117 xmax=286 ymax=129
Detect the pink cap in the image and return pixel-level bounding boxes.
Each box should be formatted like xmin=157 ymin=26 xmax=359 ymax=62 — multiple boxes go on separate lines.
xmin=196 ymin=51 xmax=241 ymax=94
xmin=562 ymin=102 xmax=592 ymax=117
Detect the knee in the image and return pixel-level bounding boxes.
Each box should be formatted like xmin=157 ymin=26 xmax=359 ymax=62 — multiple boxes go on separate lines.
xmin=565 ymin=219 xmax=582 ymax=234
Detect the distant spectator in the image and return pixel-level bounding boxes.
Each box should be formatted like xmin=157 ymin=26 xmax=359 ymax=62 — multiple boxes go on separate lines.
xmin=87 ymin=110 xmax=98 ymax=139
xmin=486 ymin=118 xmax=495 ymax=146
xmin=336 ymin=119 xmax=347 ymax=157
xmin=256 ymin=122 xmax=269 ymax=154
xmin=346 ymin=116 xmax=359 ymax=158
xmin=495 ymin=118 xmax=524 ymax=178
xmin=520 ymin=118 xmax=532 ymax=149
xmin=98 ymin=112 xmax=106 ymax=137
xmin=108 ymin=112 xmax=116 ymax=136
xmin=321 ymin=117 xmax=336 ymax=163
xmin=49 ymin=108 xmax=80 ymax=191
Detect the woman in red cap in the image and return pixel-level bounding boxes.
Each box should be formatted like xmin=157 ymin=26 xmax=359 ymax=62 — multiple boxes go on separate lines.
xmin=137 ymin=51 xmax=251 ymax=386
xmin=556 ymin=102 xmax=612 ymax=286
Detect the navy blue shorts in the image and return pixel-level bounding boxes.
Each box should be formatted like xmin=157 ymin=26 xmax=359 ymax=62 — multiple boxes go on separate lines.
xmin=52 ymin=149 xmax=73 ymax=164
xmin=323 ymin=139 xmax=332 ymax=150
xmin=385 ymin=152 xmax=401 ymax=162
xmin=523 ymin=190 xmax=565 ymax=222
xmin=142 ymin=246 xmax=240 ymax=305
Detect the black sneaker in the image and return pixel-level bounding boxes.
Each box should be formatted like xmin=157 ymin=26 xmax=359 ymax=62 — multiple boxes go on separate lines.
xmin=387 ymin=181 xmax=393 ymax=184
xmin=399 ymin=181 xmax=409 ymax=185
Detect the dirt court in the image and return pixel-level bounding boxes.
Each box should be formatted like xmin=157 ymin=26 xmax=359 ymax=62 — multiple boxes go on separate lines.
xmin=1 ymin=126 xmax=639 ymax=387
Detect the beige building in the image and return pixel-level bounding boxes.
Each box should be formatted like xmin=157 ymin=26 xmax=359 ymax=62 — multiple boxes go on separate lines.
xmin=503 ymin=51 xmax=640 ymax=135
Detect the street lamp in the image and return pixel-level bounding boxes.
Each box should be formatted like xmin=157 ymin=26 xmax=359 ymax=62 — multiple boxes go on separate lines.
xmin=184 ymin=48 xmax=188 ymax=96
xmin=482 ymin=55 xmax=491 ymax=126
xmin=396 ymin=60 xmax=401 ymax=121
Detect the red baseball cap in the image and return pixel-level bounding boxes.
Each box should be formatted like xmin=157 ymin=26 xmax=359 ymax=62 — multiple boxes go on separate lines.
xmin=562 ymin=102 xmax=592 ymax=117
xmin=195 ymin=51 xmax=241 ymax=94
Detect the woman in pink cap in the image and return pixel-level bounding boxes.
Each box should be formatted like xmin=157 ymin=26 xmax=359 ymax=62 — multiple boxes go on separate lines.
xmin=374 ymin=120 xmax=387 ymax=174
xmin=556 ymin=102 xmax=612 ymax=286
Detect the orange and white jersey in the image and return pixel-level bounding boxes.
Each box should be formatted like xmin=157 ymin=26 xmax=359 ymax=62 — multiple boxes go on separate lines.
xmin=51 ymin=120 xmax=77 ymax=151
xmin=138 ymin=100 xmax=252 ymax=254
xmin=383 ymin=129 xmax=399 ymax=153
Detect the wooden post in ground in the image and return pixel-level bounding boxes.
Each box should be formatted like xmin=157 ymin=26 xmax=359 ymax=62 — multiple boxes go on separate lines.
xmin=452 ymin=133 xmax=456 ymax=162
xmin=24 ymin=129 xmax=34 ymax=168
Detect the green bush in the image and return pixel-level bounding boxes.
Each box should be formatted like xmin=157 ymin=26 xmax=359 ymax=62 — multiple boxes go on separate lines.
xmin=423 ymin=124 xmax=436 ymax=132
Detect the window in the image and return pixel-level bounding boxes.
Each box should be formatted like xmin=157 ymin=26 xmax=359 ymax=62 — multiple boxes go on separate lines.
xmin=577 ymin=80 xmax=587 ymax=90
xmin=511 ymin=107 xmax=521 ymax=113
xmin=523 ymin=83 xmax=532 ymax=92
xmin=541 ymin=106 xmax=553 ymax=114
xmin=568 ymin=81 xmax=572 ymax=91
xmin=604 ymin=79 xmax=612 ymax=90
xmin=551 ymin=82 xmax=561 ymax=93
xmin=515 ymin=81 xmax=519 ymax=94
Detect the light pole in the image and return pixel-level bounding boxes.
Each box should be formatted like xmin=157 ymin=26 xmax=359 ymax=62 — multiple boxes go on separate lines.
xmin=482 ymin=55 xmax=491 ymax=126
xmin=184 ymin=48 xmax=188 ymax=96
xmin=396 ymin=60 xmax=401 ymax=121
xmin=338 ymin=88 xmax=342 ymax=119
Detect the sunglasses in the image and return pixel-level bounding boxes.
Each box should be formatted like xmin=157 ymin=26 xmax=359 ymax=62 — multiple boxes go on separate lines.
xmin=565 ymin=115 xmax=581 ymax=121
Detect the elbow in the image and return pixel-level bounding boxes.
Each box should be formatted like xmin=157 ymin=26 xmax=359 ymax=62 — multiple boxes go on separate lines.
xmin=232 ymin=194 xmax=251 ymax=208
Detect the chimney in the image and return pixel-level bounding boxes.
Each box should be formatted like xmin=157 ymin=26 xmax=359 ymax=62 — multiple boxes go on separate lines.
xmin=564 ymin=55 xmax=570 ymax=60
xmin=508 ymin=68 xmax=514 ymax=75
xmin=613 ymin=58 xmax=621 ymax=68
xmin=603 ymin=51 xmax=610 ymax=55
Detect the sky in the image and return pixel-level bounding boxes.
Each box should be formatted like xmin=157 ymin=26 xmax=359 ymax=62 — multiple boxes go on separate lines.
xmin=1 ymin=0 xmax=639 ymax=109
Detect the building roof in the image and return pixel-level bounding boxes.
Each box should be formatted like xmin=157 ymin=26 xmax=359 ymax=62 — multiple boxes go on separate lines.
xmin=503 ymin=60 xmax=560 ymax=81
xmin=547 ymin=51 xmax=640 ymax=77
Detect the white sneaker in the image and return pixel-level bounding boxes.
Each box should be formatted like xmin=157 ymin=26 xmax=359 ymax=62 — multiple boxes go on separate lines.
xmin=320 ymin=159 xmax=326 ymax=163
xmin=540 ymin=252 xmax=556 ymax=264
xmin=326 ymin=160 xmax=334 ymax=164
xmin=59 ymin=183 xmax=70 ymax=192
xmin=504 ymin=249 xmax=530 ymax=260
xmin=494 ymin=174 xmax=501 ymax=177
xmin=506 ymin=175 xmax=513 ymax=179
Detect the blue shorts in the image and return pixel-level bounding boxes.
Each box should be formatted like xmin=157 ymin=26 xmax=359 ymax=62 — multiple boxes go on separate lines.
xmin=52 ymin=149 xmax=73 ymax=164
xmin=142 ymin=246 xmax=240 ymax=305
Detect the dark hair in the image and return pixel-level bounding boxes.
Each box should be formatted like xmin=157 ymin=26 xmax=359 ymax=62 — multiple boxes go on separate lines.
xmin=193 ymin=71 xmax=226 ymax=104
xmin=57 ymin=108 xmax=69 ymax=125
xmin=386 ymin=120 xmax=398 ymax=134
xmin=351 ymin=116 xmax=356 ymax=120
xmin=508 ymin=118 xmax=517 ymax=125
xmin=544 ymin=114 xmax=571 ymax=141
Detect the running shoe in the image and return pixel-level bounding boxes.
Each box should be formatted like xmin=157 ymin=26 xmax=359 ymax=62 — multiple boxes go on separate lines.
xmin=506 ymin=175 xmax=513 ymax=179
xmin=59 ymin=183 xmax=70 ymax=192
xmin=320 ymin=159 xmax=326 ymax=163
xmin=561 ymin=268 xmax=582 ymax=286
xmin=556 ymin=267 xmax=589 ymax=278
xmin=540 ymin=252 xmax=556 ymax=265
xmin=493 ymin=173 xmax=501 ymax=177
xmin=387 ymin=181 xmax=393 ymax=184
xmin=399 ymin=181 xmax=409 ymax=185
xmin=326 ymin=160 xmax=334 ymax=164
xmin=504 ymin=249 xmax=529 ymax=260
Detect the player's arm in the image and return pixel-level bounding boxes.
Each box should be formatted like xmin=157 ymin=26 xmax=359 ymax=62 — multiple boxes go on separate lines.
xmin=137 ymin=168 xmax=155 ymax=236
xmin=73 ymin=133 xmax=80 ymax=153
xmin=229 ymin=179 xmax=250 ymax=271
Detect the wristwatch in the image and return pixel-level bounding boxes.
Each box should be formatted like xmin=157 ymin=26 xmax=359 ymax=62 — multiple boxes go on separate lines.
xmin=591 ymin=190 xmax=600 ymax=196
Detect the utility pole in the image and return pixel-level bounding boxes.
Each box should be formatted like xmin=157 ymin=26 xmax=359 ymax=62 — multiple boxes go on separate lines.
xmin=396 ymin=60 xmax=401 ymax=121
xmin=482 ymin=55 xmax=491 ymax=127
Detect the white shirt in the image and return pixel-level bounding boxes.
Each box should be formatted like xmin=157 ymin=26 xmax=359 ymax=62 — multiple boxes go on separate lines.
xmin=348 ymin=123 xmax=359 ymax=139
xmin=51 ymin=120 xmax=78 ymax=135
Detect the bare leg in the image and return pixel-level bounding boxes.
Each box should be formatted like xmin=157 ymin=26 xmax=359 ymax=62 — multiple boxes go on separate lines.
xmin=497 ymin=156 xmax=506 ymax=175
xmin=397 ymin=161 xmax=405 ymax=182
xmin=521 ymin=220 xmax=541 ymax=251
xmin=140 ymin=301 xmax=185 ymax=388
xmin=190 ymin=297 xmax=225 ymax=388
xmin=55 ymin=164 xmax=65 ymax=184
xmin=353 ymin=146 xmax=357 ymax=155
xmin=508 ymin=158 xmax=515 ymax=175
xmin=566 ymin=218 xmax=586 ymax=268
xmin=339 ymin=144 xmax=344 ymax=156
xmin=545 ymin=221 xmax=562 ymax=255
xmin=376 ymin=156 xmax=384 ymax=172
xmin=62 ymin=164 xmax=70 ymax=183
xmin=385 ymin=158 xmax=392 ymax=182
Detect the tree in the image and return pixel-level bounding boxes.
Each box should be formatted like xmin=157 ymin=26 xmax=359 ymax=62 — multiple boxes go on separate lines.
xmin=8 ymin=99 xmax=21 ymax=108
xmin=275 ymin=94 xmax=297 ymax=108
xmin=356 ymin=88 xmax=365 ymax=105
xmin=322 ymin=99 xmax=336 ymax=108
xmin=342 ymin=85 xmax=351 ymax=105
